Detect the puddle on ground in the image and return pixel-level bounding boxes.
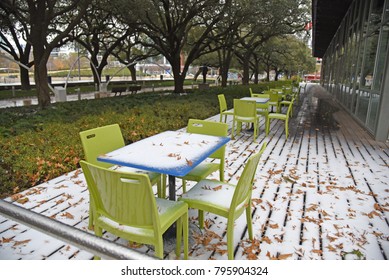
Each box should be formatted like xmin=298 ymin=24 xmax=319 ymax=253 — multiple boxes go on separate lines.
xmin=308 ymin=95 xmax=340 ymax=130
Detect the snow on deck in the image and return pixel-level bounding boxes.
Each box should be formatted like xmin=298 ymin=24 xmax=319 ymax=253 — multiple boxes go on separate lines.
xmin=0 ymin=84 xmax=388 ymax=260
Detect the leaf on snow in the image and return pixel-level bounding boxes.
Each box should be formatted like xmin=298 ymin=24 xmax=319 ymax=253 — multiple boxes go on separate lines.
xmin=262 ymin=236 xmax=272 ymax=244
xmin=186 ymin=158 xmax=193 ymax=166
xmin=2 ymin=237 xmax=14 ymax=243
xmin=61 ymin=212 xmax=74 ymax=219
xmin=12 ymin=239 xmax=31 ymax=247
xmin=16 ymin=197 xmax=29 ymax=204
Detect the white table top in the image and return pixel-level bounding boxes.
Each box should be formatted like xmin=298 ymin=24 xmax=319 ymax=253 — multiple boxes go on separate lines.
xmin=240 ymin=97 xmax=270 ymax=103
xmin=97 ymin=130 xmax=230 ymax=177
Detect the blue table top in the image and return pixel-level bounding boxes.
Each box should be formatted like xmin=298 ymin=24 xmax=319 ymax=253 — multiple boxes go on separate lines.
xmin=97 ymin=130 xmax=230 ymax=177
xmin=241 ymin=97 xmax=270 ymax=103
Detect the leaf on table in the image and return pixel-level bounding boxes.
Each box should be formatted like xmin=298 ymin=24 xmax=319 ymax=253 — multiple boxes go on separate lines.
xmin=186 ymin=158 xmax=193 ymax=166
xmin=184 ymin=141 xmax=189 ymax=145
xmin=212 ymin=185 xmax=222 ymax=191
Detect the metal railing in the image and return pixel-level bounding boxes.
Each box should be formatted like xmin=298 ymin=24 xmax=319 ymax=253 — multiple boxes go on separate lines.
xmin=0 ymin=199 xmax=156 ymax=260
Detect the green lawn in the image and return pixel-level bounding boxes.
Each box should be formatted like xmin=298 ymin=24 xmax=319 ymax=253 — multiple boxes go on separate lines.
xmin=0 ymin=81 xmax=291 ymax=198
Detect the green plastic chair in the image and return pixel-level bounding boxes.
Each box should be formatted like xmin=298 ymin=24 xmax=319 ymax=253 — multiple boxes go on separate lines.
xmin=249 ymin=90 xmax=270 ymax=125
xmin=80 ymin=160 xmax=188 ymax=260
xmin=279 ymin=87 xmax=299 ymax=116
xmin=79 ymin=124 xmax=162 ymax=229
xmin=232 ymin=99 xmax=260 ymax=142
xmin=176 ymin=119 xmax=228 ymax=195
xmin=268 ymin=89 xmax=282 ymax=112
xmin=266 ymin=98 xmax=295 ymax=138
xmin=179 ymin=142 xmax=267 ymax=260
xmin=218 ymin=94 xmax=234 ymax=123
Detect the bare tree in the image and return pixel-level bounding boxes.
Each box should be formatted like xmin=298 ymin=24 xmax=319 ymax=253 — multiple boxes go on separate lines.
xmin=113 ymin=0 xmax=231 ymax=93
xmin=111 ymin=33 xmax=159 ymax=81
xmin=234 ymin=0 xmax=310 ymax=84
xmin=70 ymin=0 xmax=131 ymax=85
xmin=0 ymin=0 xmax=91 ymax=108
xmin=0 ymin=2 xmax=33 ymax=90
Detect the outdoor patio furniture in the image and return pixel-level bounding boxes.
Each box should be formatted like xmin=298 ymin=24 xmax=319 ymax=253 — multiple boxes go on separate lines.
xmin=232 ymin=99 xmax=260 ymax=142
xmin=179 ymin=142 xmax=267 ymax=260
xmin=266 ymin=98 xmax=295 ymax=138
xmin=80 ymin=160 xmax=188 ymax=260
xmin=218 ymin=94 xmax=234 ymax=123
xmin=278 ymin=87 xmax=299 ymax=116
xmin=268 ymin=89 xmax=283 ymax=112
xmin=97 ymin=130 xmax=230 ymax=201
xmin=178 ymin=119 xmax=228 ymax=194
xmin=79 ymin=124 xmax=163 ymax=229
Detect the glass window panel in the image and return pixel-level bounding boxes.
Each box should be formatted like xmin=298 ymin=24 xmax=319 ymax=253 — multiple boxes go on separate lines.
xmin=360 ymin=31 xmax=380 ymax=89
xmin=367 ymin=92 xmax=381 ymax=131
xmin=368 ymin=0 xmax=385 ymax=34
xmin=373 ymin=22 xmax=389 ymax=90
xmin=356 ymin=90 xmax=370 ymax=123
xmin=385 ymin=0 xmax=389 ymax=21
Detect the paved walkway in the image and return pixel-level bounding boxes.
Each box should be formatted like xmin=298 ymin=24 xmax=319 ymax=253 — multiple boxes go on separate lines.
xmin=0 ymin=85 xmax=197 ymax=109
xmin=0 ymin=84 xmax=388 ymax=260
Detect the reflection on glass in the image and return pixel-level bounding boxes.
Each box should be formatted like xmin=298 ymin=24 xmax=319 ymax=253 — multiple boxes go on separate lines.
xmin=367 ymin=92 xmax=380 ymax=131
xmin=356 ymin=90 xmax=370 ymax=123
xmin=360 ymin=31 xmax=379 ymax=89
xmin=373 ymin=23 xmax=389 ymax=90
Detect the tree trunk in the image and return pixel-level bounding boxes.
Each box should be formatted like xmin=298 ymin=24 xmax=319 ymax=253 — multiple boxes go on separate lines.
xmin=34 ymin=61 xmax=51 ymax=108
xmin=19 ymin=67 xmax=31 ymax=90
xmin=170 ymin=56 xmax=185 ymax=93
xmin=219 ymin=48 xmax=233 ymax=87
xmin=128 ymin=64 xmax=137 ymax=81
xmin=266 ymin=68 xmax=270 ymax=81
xmin=32 ymin=35 xmax=51 ymax=108
xmin=242 ymin=58 xmax=250 ymax=85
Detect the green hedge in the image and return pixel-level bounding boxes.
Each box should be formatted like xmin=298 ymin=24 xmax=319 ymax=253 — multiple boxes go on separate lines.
xmin=0 ymin=81 xmax=291 ymax=198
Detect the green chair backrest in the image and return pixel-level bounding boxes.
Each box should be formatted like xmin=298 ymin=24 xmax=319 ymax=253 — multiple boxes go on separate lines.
xmin=79 ymin=124 xmax=125 ymax=168
xmin=186 ymin=119 xmax=228 ymax=160
xmin=234 ymin=99 xmax=257 ymax=119
xmin=218 ymin=94 xmax=228 ymax=112
xmin=286 ymin=98 xmax=295 ymax=117
xmin=80 ymin=160 xmax=160 ymax=230
xmin=230 ymin=143 xmax=267 ymax=210
xmin=268 ymin=90 xmax=281 ymax=102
